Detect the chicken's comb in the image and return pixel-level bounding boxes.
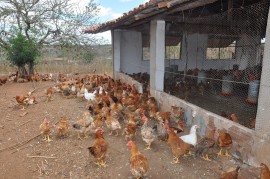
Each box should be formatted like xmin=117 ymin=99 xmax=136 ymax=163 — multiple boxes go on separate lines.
xmin=141 ymin=115 xmax=147 ymax=121
xmin=127 ymin=140 xmax=133 ymax=146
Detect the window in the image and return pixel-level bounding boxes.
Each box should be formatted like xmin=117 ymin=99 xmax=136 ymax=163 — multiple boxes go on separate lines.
xmin=207 ymin=36 xmax=236 ymax=60
xmin=143 ymin=47 xmax=150 ymax=60
xmin=165 ymin=43 xmax=181 ymax=60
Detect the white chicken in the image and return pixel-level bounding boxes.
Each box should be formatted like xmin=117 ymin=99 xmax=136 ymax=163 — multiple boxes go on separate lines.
xmin=84 ymin=88 xmax=97 ymax=101
xmin=179 ymin=125 xmax=199 ymax=146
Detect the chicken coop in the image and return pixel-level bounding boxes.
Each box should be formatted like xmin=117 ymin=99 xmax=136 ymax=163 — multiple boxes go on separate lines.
xmin=85 ymin=0 xmax=270 ymax=166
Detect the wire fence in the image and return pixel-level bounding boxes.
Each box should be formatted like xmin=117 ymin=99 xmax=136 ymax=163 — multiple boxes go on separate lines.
xmin=126 ymin=0 xmax=269 ymax=130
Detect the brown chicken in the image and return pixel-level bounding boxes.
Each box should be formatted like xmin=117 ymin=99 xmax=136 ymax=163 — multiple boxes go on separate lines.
xmin=15 ymin=95 xmax=29 ymax=110
xmin=57 ymin=116 xmax=71 ymax=137
xmin=167 ymin=128 xmax=191 ymax=164
xmin=46 ymin=86 xmax=53 ymax=102
xmin=0 ymin=76 xmax=7 ymax=85
xmin=105 ymin=110 xmax=121 ymax=136
xmin=171 ymin=105 xmax=185 ymax=123
xmin=127 ymin=141 xmax=149 ymax=179
xmin=88 ymin=128 xmax=109 ymax=167
xmin=155 ymin=111 xmax=171 ymax=122
xmin=72 ymin=111 xmax=94 ymax=139
xmin=220 ymin=166 xmax=240 ymax=179
xmin=39 ymin=119 xmax=52 ymax=142
xmin=227 ymin=114 xmax=239 ymax=123
xmin=123 ymin=114 xmax=137 ymax=141
xmin=260 ymin=163 xmax=270 ymax=179
xmin=217 ymin=129 xmax=232 ymax=157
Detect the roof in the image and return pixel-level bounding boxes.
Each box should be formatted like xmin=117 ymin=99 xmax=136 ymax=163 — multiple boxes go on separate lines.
xmin=84 ymin=0 xmax=219 ymax=34
xmin=84 ymin=0 xmax=264 ymax=34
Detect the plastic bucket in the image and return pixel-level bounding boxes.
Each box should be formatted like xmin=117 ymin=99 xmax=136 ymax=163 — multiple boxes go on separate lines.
xmin=221 ymin=75 xmax=233 ymax=96
xmin=246 ymin=80 xmax=260 ymax=104
xmin=164 ymin=67 xmax=172 ymax=79
xmin=197 ymin=71 xmax=206 ymax=84
xmin=170 ymin=65 xmax=178 ymax=72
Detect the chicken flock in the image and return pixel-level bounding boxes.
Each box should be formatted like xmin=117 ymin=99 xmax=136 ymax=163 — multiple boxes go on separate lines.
xmin=9 ymin=72 xmax=268 ymax=179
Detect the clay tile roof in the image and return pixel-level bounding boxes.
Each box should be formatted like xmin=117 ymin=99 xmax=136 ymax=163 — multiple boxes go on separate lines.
xmin=83 ymin=0 xmax=163 ymax=34
xmin=83 ymin=0 xmax=219 ymax=34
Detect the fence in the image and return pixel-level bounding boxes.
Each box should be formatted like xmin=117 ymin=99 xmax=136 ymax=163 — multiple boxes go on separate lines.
xmin=127 ymin=0 xmax=269 ymax=129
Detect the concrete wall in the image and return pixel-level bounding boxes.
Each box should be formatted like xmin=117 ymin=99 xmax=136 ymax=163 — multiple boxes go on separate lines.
xmin=119 ymin=30 xmax=149 ymax=74
xmin=114 ymin=72 xmax=270 ymax=167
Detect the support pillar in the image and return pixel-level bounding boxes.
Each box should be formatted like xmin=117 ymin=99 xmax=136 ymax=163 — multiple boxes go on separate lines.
xmin=150 ymin=20 xmax=165 ymax=91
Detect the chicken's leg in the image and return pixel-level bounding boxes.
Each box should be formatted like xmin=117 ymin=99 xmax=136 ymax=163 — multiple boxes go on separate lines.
xmin=144 ymin=143 xmax=152 ymax=150
xmin=224 ymin=148 xmax=231 ymax=157
xmin=171 ymin=157 xmax=180 ymax=164
xmin=115 ymin=130 xmax=119 ymax=136
xmin=99 ymin=160 xmax=107 ymax=167
xmin=217 ymin=148 xmax=223 ymax=157
xmin=109 ymin=130 xmax=113 ymax=136
xmin=183 ymin=151 xmax=192 ymax=157
xmin=46 ymin=135 xmax=52 ymax=142
xmin=202 ymin=154 xmax=211 ymax=161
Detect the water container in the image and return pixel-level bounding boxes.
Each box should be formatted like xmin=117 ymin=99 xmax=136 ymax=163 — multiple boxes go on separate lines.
xmin=221 ymin=75 xmax=233 ymax=96
xmin=170 ymin=65 xmax=178 ymax=72
xmin=246 ymin=80 xmax=260 ymax=104
xmin=164 ymin=67 xmax=172 ymax=79
xmin=197 ymin=71 xmax=206 ymax=84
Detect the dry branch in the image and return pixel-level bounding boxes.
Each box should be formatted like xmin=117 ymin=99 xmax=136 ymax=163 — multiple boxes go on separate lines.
xmin=0 ymin=120 xmax=59 ymax=153
xmin=27 ymin=155 xmax=57 ymax=159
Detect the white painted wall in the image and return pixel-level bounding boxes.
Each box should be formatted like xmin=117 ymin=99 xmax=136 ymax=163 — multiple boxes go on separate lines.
xmin=119 ymin=30 xmax=149 ymax=74
xmin=114 ymin=31 xmax=261 ymax=76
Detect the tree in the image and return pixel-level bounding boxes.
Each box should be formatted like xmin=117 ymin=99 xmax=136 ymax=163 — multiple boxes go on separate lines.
xmin=7 ymin=32 xmax=40 ymax=76
xmin=0 ymin=0 xmax=102 ymax=76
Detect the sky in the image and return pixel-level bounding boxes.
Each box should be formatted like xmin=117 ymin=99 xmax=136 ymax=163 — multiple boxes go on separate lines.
xmin=94 ymin=0 xmax=149 ymax=43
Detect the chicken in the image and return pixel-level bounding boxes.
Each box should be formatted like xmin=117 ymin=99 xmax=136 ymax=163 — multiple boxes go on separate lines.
xmin=15 ymin=95 xmax=29 ymax=110
xmin=180 ymin=125 xmax=200 ymax=146
xmin=217 ymin=129 xmax=232 ymax=157
xmin=57 ymin=116 xmax=71 ymax=137
xmin=198 ymin=81 xmax=205 ymax=96
xmin=195 ymin=128 xmax=216 ymax=161
xmin=39 ymin=119 xmax=52 ymax=142
xmin=0 ymin=76 xmax=7 ymax=85
xmin=167 ymin=128 xmax=191 ymax=164
xmin=141 ymin=114 xmax=156 ymax=150
xmin=46 ymin=86 xmax=53 ymax=102
xmin=260 ymin=163 xmax=270 ymax=179
xmin=127 ymin=141 xmax=149 ymax=179
xmin=155 ymin=111 xmax=171 ymax=122
xmin=72 ymin=111 xmax=94 ymax=139
xmin=84 ymin=88 xmax=97 ymax=101
xmin=123 ymin=115 xmax=137 ymax=141
xmin=227 ymin=113 xmax=239 ymax=123
xmin=88 ymin=128 xmax=109 ymax=167
xmin=105 ymin=110 xmax=121 ymax=136
xmin=171 ymin=105 xmax=185 ymax=124
xmin=220 ymin=166 xmax=240 ymax=179
xmin=152 ymin=119 xmax=170 ymax=141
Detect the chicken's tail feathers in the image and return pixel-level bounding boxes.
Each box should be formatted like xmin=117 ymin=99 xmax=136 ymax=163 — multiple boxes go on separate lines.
xmin=88 ymin=146 xmax=96 ymax=156
xmin=72 ymin=123 xmax=81 ymax=129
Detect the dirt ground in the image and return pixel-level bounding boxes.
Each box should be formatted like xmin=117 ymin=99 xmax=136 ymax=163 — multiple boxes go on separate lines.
xmin=0 ymin=81 xmax=260 ymax=179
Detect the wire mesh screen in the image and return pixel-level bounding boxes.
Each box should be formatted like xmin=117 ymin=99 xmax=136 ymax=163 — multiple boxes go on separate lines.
xmin=162 ymin=0 xmax=269 ymax=129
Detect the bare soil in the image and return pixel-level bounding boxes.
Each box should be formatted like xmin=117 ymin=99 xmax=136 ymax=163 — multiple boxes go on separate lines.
xmin=0 ymin=81 xmax=260 ymax=179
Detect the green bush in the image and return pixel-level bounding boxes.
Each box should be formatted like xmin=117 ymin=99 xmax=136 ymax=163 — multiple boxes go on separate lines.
xmin=83 ymin=51 xmax=95 ymax=63
xmin=7 ymin=32 xmax=40 ymax=68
